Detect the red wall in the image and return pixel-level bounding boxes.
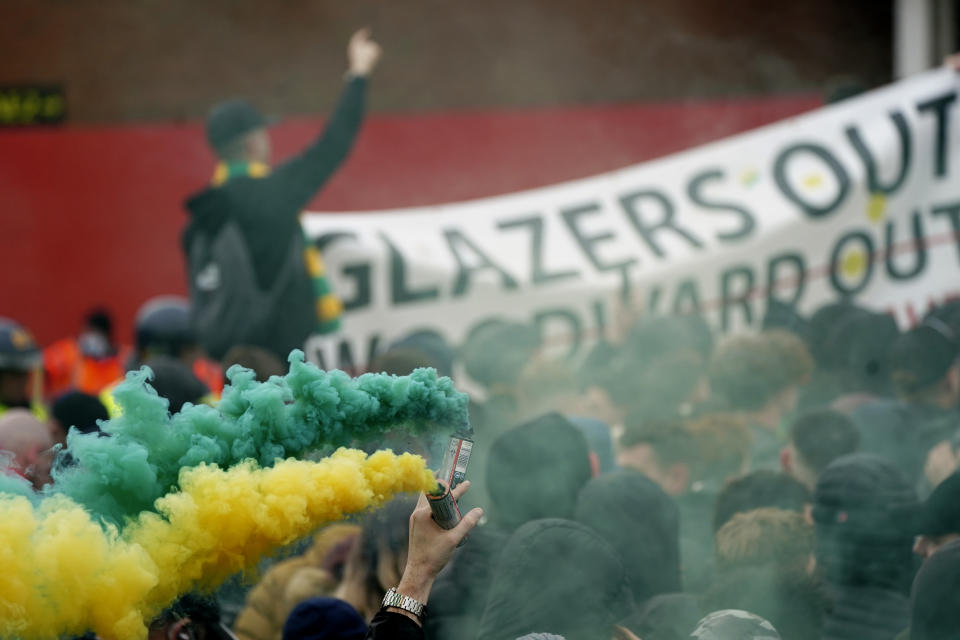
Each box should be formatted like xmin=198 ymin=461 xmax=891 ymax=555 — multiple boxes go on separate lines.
xmin=0 ymin=95 xmax=820 ymax=347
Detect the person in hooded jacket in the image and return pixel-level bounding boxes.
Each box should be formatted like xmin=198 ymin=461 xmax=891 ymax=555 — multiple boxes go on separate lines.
xmin=850 ymin=324 xmax=960 ymax=486
xmin=477 ymin=519 xmax=634 ymax=640
xmin=425 ymin=413 xmax=594 ymax=639
xmin=812 ymin=454 xmax=920 ymax=640
xmin=574 ymin=470 xmax=681 ymax=608
xmin=182 ymin=30 xmax=381 ymax=361
xmin=906 ymin=538 xmax=960 ymax=640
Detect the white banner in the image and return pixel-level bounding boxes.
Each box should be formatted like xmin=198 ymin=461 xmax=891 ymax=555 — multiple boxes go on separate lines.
xmin=304 ymin=69 xmax=960 ymax=370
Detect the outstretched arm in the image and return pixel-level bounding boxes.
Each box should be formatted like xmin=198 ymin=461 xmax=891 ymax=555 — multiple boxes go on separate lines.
xmin=269 ymin=28 xmax=382 ymax=211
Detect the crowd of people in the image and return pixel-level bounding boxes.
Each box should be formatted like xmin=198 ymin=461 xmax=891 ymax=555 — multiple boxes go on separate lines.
xmin=4 ymin=23 xmax=960 ymax=640
xmin=2 ymin=294 xmax=960 ymax=640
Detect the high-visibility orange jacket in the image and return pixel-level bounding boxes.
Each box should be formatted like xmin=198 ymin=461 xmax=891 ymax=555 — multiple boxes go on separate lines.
xmin=44 ymin=338 xmax=130 ymax=398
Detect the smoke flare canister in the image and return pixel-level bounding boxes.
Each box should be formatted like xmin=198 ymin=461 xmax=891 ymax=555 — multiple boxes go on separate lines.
xmin=439 ymin=430 xmax=473 ymax=491
xmin=428 ymin=481 xmax=466 ymax=546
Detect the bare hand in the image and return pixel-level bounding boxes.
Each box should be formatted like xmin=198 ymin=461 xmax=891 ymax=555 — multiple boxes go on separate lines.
xmin=396 ymin=481 xmax=483 ymax=604
xmin=347 ymin=28 xmax=382 ymax=77
xmin=944 ymin=52 xmax=960 ymax=71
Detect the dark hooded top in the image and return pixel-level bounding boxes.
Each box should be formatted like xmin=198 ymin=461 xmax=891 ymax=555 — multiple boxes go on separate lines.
xmin=423 ymin=523 xmax=509 ymax=640
xmin=477 ymin=519 xmax=634 ymax=640
xmin=849 ymin=398 xmax=957 ymax=486
xmin=910 ymin=539 xmax=960 ymax=640
xmin=484 ymin=413 xmax=594 ymax=530
xmin=183 ymin=77 xmax=366 ymax=359
xmin=812 ymin=454 xmax=920 ymax=640
xmin=574 ymin=470 xmax=681 ymax=606
xmin=427 ymin=414 xmax=593 ymax=639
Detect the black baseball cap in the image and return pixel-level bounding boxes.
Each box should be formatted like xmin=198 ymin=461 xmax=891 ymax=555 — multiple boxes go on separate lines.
xmin=918 ymin=471 xmax=960 ymax=536
xmin=205 ymin=99 xmax=269 ymax=152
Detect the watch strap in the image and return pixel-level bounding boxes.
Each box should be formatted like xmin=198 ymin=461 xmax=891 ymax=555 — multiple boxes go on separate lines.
xmin=381 ymin=587 xmax=427 ymax=620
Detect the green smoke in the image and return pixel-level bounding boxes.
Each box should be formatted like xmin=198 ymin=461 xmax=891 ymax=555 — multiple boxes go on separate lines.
xmin=51 ymin=350 xmax=468 ymax=524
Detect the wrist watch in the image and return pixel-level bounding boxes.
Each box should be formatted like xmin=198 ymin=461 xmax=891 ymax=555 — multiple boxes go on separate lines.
xmin=382 ymin=587 xmax=427 ymax=621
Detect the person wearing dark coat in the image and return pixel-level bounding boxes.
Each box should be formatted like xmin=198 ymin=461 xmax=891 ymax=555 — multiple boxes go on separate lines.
xmin=182 ymin=31 xmax=381 ymax=361
xmin=426 ymin=413 xmax=594 ymax=639
xmin=574 ymin=471 xmax=681 ymax=607
xmin=812 ymin=454 xmax=920 ymax=640
xmin=908 ymin=539 xmax=960 ymax=640
xmin=483 ymin=412 xmax=594 ymax=530
xmin=849 ymin=324 xmax=960 ymax=486
xmin=477 ymin=519 xmax=634 ymax=640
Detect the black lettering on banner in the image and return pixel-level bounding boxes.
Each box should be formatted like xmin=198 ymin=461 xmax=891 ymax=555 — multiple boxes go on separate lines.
xmin=315 ymin=231 xmax=356 ymax=253
xmin=362 ymin=334 xmax=383 ymax=371
xmin=534 ymin=307 xmax=583 ymax=358
xmin=646 ymin=286 xmax=663 ymax=314
xmin=497 ymin=215 xmax=580 ymax=285
xmin=560 ymin=201 xmax=638 ymax=298
xmin=313 ymin=346 xmax=328 ymax=371
xmin=766 ymin=252 xmax=806 ymax=307
xmin=336 ymin=339 xmax=358 ymax=373
xmin=381 ymin=233 xmax=440 ymax=305
xmin=619 ymin=189 xmax=704 ymax=257
xmin=340 ymin=265 xmax=373 ymax=311
xmin=312 ymin=335 xmax=381 ymax=374
xmin=672 ymin=279 xmax=703 ymax=315
xmin=592 ymin=299 xmax=608 ymax=340
xmin=444 ymin=228 xmax=518 ymax=297
xmin=885 ymin=211 xmax=927 ymax=280
xmin=829 ymin=231 xmax=875 ymax=297
xmin=931 ymin=200 xmax=960 ymax=263
xmin=561 ymin=202 xmax=637 ymax=270
xmin=720 ymin=265 xmax=756 ymax=331
xmin=917 ymin=91 xmax=957 ymax=177
xmin=462 ymin=316 xmax=509 ymax=349
xmin=845 ymin=111 xmax=912 ymax=195
xmin=314 ymin=232 xmax=372 ymax=311
xmin=772 ymin=143 xmax=851 ymax=218
xmin=686 ymin=169 xmax=757 ymax=241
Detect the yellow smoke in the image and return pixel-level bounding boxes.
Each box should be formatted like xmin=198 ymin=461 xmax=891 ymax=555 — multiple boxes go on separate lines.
xmin=0 ymin=449 xmax=435 ymax=640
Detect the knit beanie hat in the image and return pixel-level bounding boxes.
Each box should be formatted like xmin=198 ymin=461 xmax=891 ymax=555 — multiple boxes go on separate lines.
xmin=282 ymin=597 xmax=367 ymax=640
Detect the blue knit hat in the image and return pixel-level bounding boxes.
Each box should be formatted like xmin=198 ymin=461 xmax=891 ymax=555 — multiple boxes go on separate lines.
xmin=282 ymin=597 xmax=367 ymax=640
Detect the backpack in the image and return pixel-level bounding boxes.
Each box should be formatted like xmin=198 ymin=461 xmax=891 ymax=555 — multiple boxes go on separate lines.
xmin=185 ymin=218 xmax=305 ymax=361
